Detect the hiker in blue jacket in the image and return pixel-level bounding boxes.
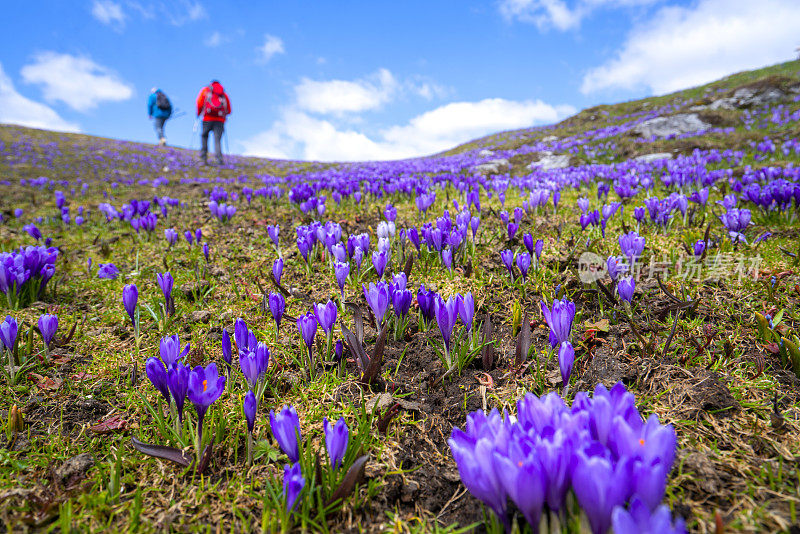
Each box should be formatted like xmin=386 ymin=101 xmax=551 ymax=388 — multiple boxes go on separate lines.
xmin=147 ymin=88 xmax=173 ymax=146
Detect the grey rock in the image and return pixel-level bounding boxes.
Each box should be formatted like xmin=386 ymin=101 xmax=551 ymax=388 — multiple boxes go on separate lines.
xmin=56 ymin=453 xmax=95 ymax=485
xmin=477 ymin=149 xmax=494 ymax=157
xmin=529 ymin=153 xmax=570 ymax=170
xmin=186 ymin=310 xmax=212 ymax=323
xmin=633 ymin=113 xmax=711 ymax=138
xmin=541 ymin=135 xmax=558 ymax=142
xmin=733 ymin=87 xmax=784 ymax=107
xmin=472 ymin=158 xmax=509 ymax=175
xmin=633 ymin=152 xmax=673 ymax=163
xmin=708 ymin=99 xmax=735 ymax=110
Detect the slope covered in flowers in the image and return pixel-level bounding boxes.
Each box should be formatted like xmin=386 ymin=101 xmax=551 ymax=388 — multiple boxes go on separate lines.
xmin=0 ymin=59 xmax=799 ymax=532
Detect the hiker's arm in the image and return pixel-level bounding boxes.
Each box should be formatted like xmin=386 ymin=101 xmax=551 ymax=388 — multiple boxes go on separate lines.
xmin=196 ymin=89 xmax=205 ymax=117
xmin=225 ymin=93 xmax=231 ymax=116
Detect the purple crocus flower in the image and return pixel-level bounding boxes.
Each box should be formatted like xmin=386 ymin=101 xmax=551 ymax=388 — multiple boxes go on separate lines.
xmin=145 ymin=357 xmax=170 ymax=403
xmin=195 ymin=228 xmax=203 ymax=243
xmin=392 ymin=288 xmax=413 ymax=318
xmin=24 ymin=224 xmax=42 ymax=241
xmin=271 ymin=405 xmax=301 ymax=462
xmin=540 ymin=298 xmax=575 ymax=348
xmin=159 ymin=334 xmax=190 ymax=368
xmin=187 ymin=363 xmax=226 ymax=432
xmin=612 ymin=498 xmax=687 ymax=534
xmin=323 ymin=417 xmax=349 ymax=469
xmin=164 ymin=228 xmax=178 ymax=246
xmin=417 ymin=285 xmax=436 ymax=325
xmin=243 ymin=389 xmax=257 ymax=434
xmin=534 ymin=239 xmax=543 ymax=264
xmin=516 ymin=252 xmax=531 ymax=282
xmin=221 ymin=328 xmax=232 ymax=369
xmin=633 ymin=206 xmax=646 ymax=223
xmin=619 ymin=231 xmax=646 ymax=264
xmin=167 ymin=362 xmax=189 ymax=422
xmin=283 ymin=462 xmax=305 ymax=513
xmin=448 ymin=418 xmax=508 ymax=526
xmin=572 ymin=452 xmax=633 ymax=534
xmin=267 ymin=224 xmax=280 ymax=248
xmin=240 ymin=342 xmax=270 ymax=390
xmin=122 ymin=284 xmax=138 ymax=325
xmin=492 ymin=445 xmax=546 ymax=529
xmin=607 ymin=256 xmax=627 ymax=282
xmin=693 ymin=240 xmax=705 ymax=257
xmin=719 ymin=208 xmax=751 ymax=239
xmin=273 ymin=258 xmax=283 ymax=285
xmin=314 ymin=300 xmax=337 ymax=335
xmin=458 ymin=292 xmax=475 ymax=332
xmin=203 ymin=243 xmax=210 ymax=263
xmin=363 ymin=282 xmax=390 ymax=329
xmin=97 ymin=263 xmax=119 ymax=279
xmin=441 ymin=248 xmax=453 ymax=272
xmin=436 ymin=295 xmax=459 ymax=361
xmin=500 ymin=249 xmax=514 ymax=280
xmin=157 ymin=271 xmax=174 ymax=307
xmin=235 ymin=318 xmax=256 ymax=353
xmin=507 ymin=222 xmax=519 ymax=241
xmin=523 ymin=233 xmax=534 ymax=255
xmin=297 ymin=312 xmax=318 ymax=354
xmin=297 ymin=236 xmax=312 ymax=262
xmin=38 ymin=314 xmax=58 ymax=347
xmin=372 ymin=249 xmax=389 ymax=279
xmin=184 ymin=230 xmax=194 ymax=246
xmin=1 ymin=316 xmax=19 ymax=352
xmin=269 ymin=292 xmax=285 ymax=331
xmin=618 ymin=277 xmax=635 ymax=303
xmin=559 ymin=341 xmax=574 ymax=386
xmin=334 ymin=261 xmax=349 ymax=298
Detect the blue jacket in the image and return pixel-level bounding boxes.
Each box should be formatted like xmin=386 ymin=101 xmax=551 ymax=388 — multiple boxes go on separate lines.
xmin=148 ymin=90 xmax=172 ymax=119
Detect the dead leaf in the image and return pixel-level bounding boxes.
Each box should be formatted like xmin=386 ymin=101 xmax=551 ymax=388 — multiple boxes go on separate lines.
xmin=90 ymin=413 xmax=131 ymax=434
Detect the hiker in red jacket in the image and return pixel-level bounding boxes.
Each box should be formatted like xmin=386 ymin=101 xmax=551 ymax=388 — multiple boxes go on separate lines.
xmin=195 ymin=80 xmax=231 ymax=165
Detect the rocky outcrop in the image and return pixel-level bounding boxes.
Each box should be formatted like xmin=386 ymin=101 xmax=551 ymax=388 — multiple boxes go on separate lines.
xmin=472 ymin=158 xmax=508 ymax=174
xmin=633 ymin=114 xmax=711 ymax=138
xmin=529 ymin=152 xmax=570 ymax=170
xmin=633 ymin=153 xmax=673 ymax=163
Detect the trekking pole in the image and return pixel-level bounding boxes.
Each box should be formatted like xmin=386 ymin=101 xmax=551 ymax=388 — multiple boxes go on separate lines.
xmin=190 ymin=117 xmax=199 ymax=150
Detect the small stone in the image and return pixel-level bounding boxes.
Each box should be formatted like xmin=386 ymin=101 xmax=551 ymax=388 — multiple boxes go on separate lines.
xmin=56 ymin=453 xmax=95 ymax=486
xmin=633 ymin=153 xmax=673 ymax=163
xmin=186 ymin=310 xmax=212 ymax=323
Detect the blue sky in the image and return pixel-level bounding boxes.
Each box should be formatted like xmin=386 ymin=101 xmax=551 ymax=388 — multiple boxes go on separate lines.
xmin=2 ymin=0 xmax=798 ymax=161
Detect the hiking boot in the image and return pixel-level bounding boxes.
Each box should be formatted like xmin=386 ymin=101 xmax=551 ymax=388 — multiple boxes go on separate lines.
xmin=159 ymin=138 xmax=167 ymax=146
xmin=216 ymin=158 xmax=224 ymax=166
xmin=200 ymin=158 xmax=208 ymax=166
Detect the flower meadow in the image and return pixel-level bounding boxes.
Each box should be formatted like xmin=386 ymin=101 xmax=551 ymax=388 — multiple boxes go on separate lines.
xmin=1 ymin=62 xmax=800 ymax=532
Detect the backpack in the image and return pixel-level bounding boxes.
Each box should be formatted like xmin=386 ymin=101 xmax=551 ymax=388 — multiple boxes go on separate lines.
xmin=155 ymin=91 xmax=172 ymax=112
xmin=203 ymin=87 xmax=227 ymax=118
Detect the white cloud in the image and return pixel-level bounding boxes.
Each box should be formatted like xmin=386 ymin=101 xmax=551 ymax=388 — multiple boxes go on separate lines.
xmin=93 ymin=1 xmax=205 ymax=28
xmin=205 ymin=31 xmax=224 ymax=47
xmin=257 ymin=34 xmax=285 ymax=63
xmin=92 ymin=0 xmax=125 ymax=28
xmin=0 ymin=62 xmax=80 ymax=132
xmin=499 ymin=0 xmax=654 ymax=30
xmin=21 ymin=52 xmax=134 ymax=112
xmin=295 ymin=69 xmax=398 ymax=115
xmin=241 ymin=98 xmax=574 ymax=161
xmin=581 ymin=0 xmax=800 ymax=94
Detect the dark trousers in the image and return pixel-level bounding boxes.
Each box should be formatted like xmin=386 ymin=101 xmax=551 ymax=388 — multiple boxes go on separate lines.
xmin=201 ymin=120 xmax=224 ymax=163
xmin=154 ymin=117 xmax=167 ymax=139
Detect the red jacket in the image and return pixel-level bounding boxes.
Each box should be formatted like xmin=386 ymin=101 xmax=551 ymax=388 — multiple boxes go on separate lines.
xmin=196 ymin=81 xmax=231 ymax=122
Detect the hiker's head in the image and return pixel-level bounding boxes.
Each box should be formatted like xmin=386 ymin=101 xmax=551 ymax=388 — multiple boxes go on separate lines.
xmin=150 ymin=87 xmax=157 ymax=94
